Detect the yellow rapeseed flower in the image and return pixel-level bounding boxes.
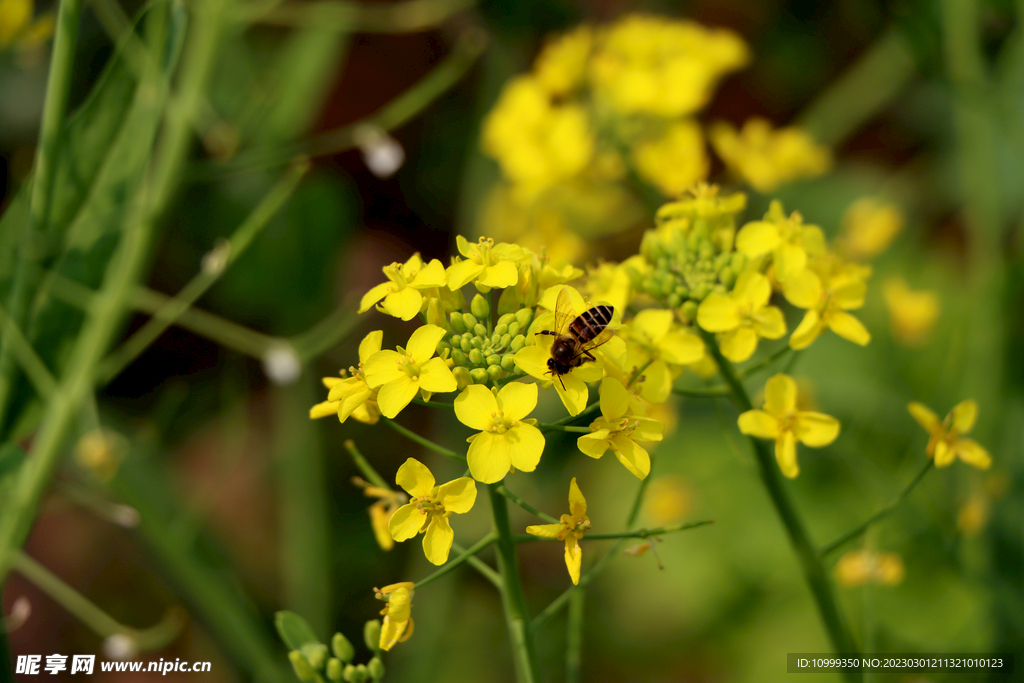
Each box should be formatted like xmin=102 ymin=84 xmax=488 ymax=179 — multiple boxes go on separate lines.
xmin=358 ymin=253 xmax=447 ymax=321
xmin=388 ymin=458 xmax=477 ymax=565
xmin=310 ymin=331 xmax=384 ymax=424
xmin=783 ymin=255 xmax=872 ymax=350
xmin=835 ymin=550 xmax=904 ymax=587
xmin=630 ymin=120 xmax=709 ymax=196
xmin=534 ymin=25 xmax=592 ymax=96
xmin=738 ymin=373 xmax=840 ymax=478
xmin=577 ymin=378 xmax=663 ymax=479
xmin=908 ymin=400 xmax=991 ymax=469
xmin=839 ymin=197 xmax=904 ymax=261
xmin=883 ymin=277 xmax=940 ymax=347
xmin=455 ymin=383 xmax=545 ymax=484
xmin=624 ymin=309 xmax=704 ymax=403
xmin=363 ymin=325 xmax=457 ymax=418
xmin=375 ymin=582 xmax=415 ymax=650
xmin=446 ymin=235 xmax=529 ymax=291
xmin=353 ymin=476 xmax=408 ymax=551
xmin=526 ymin=478 xmax=591 ymax=584
xmin=697 ymin=271 xmax=786 ymax=362
xmin=709 ymin=118 xmax=831 ymax=193
xmin=735 ymin=200 xmax=827 ymax=284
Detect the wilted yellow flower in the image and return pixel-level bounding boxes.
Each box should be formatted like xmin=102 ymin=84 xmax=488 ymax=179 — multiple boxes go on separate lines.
xmin=784 ymin=255 xmax=872 ymax=350
xmin=735 ymin=200 xmax=827 ymax=284
xmin=534 ymin=25 xmax=592 ymax=96
xmin=710 ymin=118 xmax=831 ymax=193
xmin=358 ymin=254 xmax=447 ymax=321
xmin=577 ymin=378 xmax=663 ymax=479
xmin=589 ymin=15 xmax=749 ymax=117
xmin=455 ymin=383 xmax=545 ymax=483
xmin=363 ymin=325 xmax=457 ymax=418
xmin=697 ymin=271 xmax=786 ymax=362
xmin=908 ymin=400 xmax=991 ymax=469
xmin=375 ymin=583 xmax=415 ymax=650
xmin=388 ymin=458 xmax=477 ymax=565
xmin=738 ymin=373 xmax=840 ymax=478
xmin=353 ymin=476 xmax=408 ymax=551
xmin=883 ymin=277 xmax=940 ymax=346
xmin=526 ymin=478 xmax=591 ymax=584
xmin=631 ymin=120 xmax=709 ymax=196
xmin=839 ymin=197 xmax=904 ymax=260
xmin=310 ymin=331 xmax=384 ymax=424
xmin=835 ymin=550 xmax=904 ymax=587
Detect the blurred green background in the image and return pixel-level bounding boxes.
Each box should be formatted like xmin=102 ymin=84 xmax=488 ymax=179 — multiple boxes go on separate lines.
xmin=1 ymin=0 xmax=1022 ymax=681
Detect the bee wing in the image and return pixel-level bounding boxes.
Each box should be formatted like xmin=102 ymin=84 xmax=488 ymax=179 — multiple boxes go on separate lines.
xmin=575 ymin=325 xmax=615 ymax=357
xmin=551 ymin=287 xmax=576 ymax=335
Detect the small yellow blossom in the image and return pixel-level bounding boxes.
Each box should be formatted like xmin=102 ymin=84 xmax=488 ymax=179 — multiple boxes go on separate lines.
xmin=526 ymin=478 xmax=591 ymax=584
xmin=310 ymin=331 xmax=383 ymax=424
xmin=631 ymin=120 xmax=709 ymax=196
xmin=578 ymin=378 xmax=663 ymax=479
xmin=446 ymin=235 xmax=529 ymax=291
xmin=735 ymin=201 xmax=827 ymax=283
xmin=579 ymin=261 xmax=632 ymax=314
xmin=358 ymin=254 xmax=447 ymax=321
xmin=388 ymin=458 xmax=477 ymax=565
xmin=697 ymin=271 xmax=786 ymax=362
xmin=363 ymin=325 xmax=457 ymax=418
xmin=738 ymin=374 xmax=840 ymax=478
xmin=709 ymin=118 xmax=831 ymax=193
xmin=908 ymin=400 xmax=991 ymax=469
xmin=839 ymin=197 xmax=904 ymax=260
xmin=375 ymin=582 xmax=415 ymax=650
xmin=353 ymin=476 xmax=408 ymax=551
xmin=783 ymin=255 xmax=871 ymax=350
xmin=534 ymin=25 xmax=592 ymax=96
xmin=624 ymin=309 xmax=704 ymax=403
xmin=0 ymin=0 xmax=51 ymax=51
xmin=883 ymin=277 xmax=940 ymax=347
xmin=835 ymin=550 xmax=904 ymax=587
xmin=455 ymin=383 xmax=545 ymax=484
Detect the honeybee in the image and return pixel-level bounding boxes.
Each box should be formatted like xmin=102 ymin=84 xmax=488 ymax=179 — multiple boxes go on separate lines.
xmin=536 ymin=289 xmax=614 ymax=387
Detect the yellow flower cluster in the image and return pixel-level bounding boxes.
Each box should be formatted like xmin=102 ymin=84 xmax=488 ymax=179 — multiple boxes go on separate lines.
xmin=0 ymin=0 xmax=52 ymax=59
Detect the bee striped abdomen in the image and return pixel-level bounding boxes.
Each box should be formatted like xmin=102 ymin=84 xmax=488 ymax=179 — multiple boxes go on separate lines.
xmin=570 ymin=305 xmax=613 ymax=342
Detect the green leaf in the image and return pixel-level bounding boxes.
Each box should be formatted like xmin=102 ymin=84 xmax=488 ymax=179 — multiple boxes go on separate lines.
xmin=275 ymin=611 xmax=322 ymax=651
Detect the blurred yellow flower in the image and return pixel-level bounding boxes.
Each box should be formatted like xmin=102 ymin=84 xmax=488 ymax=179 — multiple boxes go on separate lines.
xmin=883 ymin=277 xmax=940 ymax=347
xmin=738 ymin=373 xmax=840 ymax=478
xmin=375 ymin=582 xmax=415 ymax=650
xmin=363 ymin=325 xmax=457 ymax=418
xmin=631 ymin=120 xmax=709 ymax=196
xmin=580 ymin=261 xmax=632 ymax=314
xmin=0 ymin=0 xmax=51 ymax=52
xmin=735 ymin=200 xmax=827 ymax=283
xmin=446 ymin=235 xmax=529 ymax=291
xmin=534 ymin=25 xmax=592 ymax=96
xmin=783 ymin=256 xmax=871 ymax=350
xmin=578 ymin=378 xmax=663 ymax=479
xmin=353 ymin=476 xmax=408 ymax=551
xmin=388 ymin=458 xmax=477 ymax=565
xmin=908 ymin=400 xmax=991 ymax=469
xmin=358 ymin=254 xmax=447 ymax=321
xmin=589 ymin=15 xmax=749 ymax=117
xmin=839 ymin=197 xmax=904 ymax=260
xmin=697 ymin=271 xmax=786 ymax=362
xmin=310 ymin=331 xmax=383 ymax=424
xmin=835 ymin=550 xmax=904 ymax=587
xmin=454 ymin=383 xmax=545 ymax=483
xmin=526 ymin=478 xmax=591 ymax=584
xmin=642 ymin=475 xmax=693 ymax=525
xmin=957 ymin=493 xmax=990 ymax=536
xmin=710 ymin=118 xmax=831 ymax=193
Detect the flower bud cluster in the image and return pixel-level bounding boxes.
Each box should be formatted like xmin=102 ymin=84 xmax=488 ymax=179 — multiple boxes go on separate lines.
xmin=285 ymin=623 xmax=384 ymax=683
xmin=438 ymin=295 xmax=535 ymax=387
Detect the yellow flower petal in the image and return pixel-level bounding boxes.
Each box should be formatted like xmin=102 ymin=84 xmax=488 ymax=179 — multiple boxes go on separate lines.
xmin=382 ymin=287 xmax=424 ymax=321
xmin=423 ymin=516 xmax=454 ymax=565
xmin=437 ymin=477 xmax=477 ymax=514
xmin=954 ymin=438 xmax=991 ymax=469
xmin=406 ymin=324 xmax=447 ymax=363
xmin=368 ymin=504 xmax=395 ymax=550
xmin=632 ymin=309 xmax=673 ymax=343
xmin=417 ymin=357 xmax=457 ymax=393
xmin=446 ymin=259 xmax=485 ymax=289
xmin=827 ymin=310 xmax=871 ymax=346
xmin=497 ymin=381 xmax=539 ymax=422
xmin=455 ymin=385 xmax=499 ymax=431
xmin=568 ymin=477 xmax=587 ymax=517
xmin=753 ymin=307 xmax=787 ymax=339
xmin=783 ymin=269 xmax=822 ymax=310
xmin=359 ymin=281 xmax=394 ymax=313
xmin=377 ymin=376 xmax=419 ymax=418
xmin=309 ymin=400 xmax=337 ymax=419
xmin=908 ymin=402 xmax=941 ymax=434
xmin=774 ymin=242 xmax=807 ymax=283
xmin=697 ymin=293 xmax=740 ymax=332
xmin=467 ymin=431 xmax=513 ymax=484
xmin=934 ymin=439 xmax=955 ymax=467
xmin=737 ymin=410 xmax=778 ymax=439
xmin=513 ymin=345 xmax=551 ymax=381
xmin=379 ymin=614 xmax=409 ymax=651
xmin=764 ymin=373 xmax=797 ymax=415
xmin=358 ymin=330 xmax=385 ymax=362
xmin=734 ymin=271 xmax=771 ymax=308
xmin=950 ymin=400 xmax=978 ymax=434
xmin=719 ymin=327 xmax=758 ymax=362
xmin=611 ymin=435 xmax=650 ymax=479
xmin=363 ymin=350 xmax=406 ymax=387
xmin=789 ymin=309 xmax=822 ymax=350
xmin=658 ymin=330 xmax=705 ymax=365
xmin=554 ymin=372 xmax=589 ymax=416
xmin=526 ymin=523 xmax=563 ymax=538
xmin=388 ymin=503 xmax=427 ymax=541
xmin=795 ymin=412 xmax=840 ymax=447
xmin=775 ymin=430 xmax=799 ymax=478
xmin=411 ymin=259 xmax=447 ymax=288
xmin=736 ymin=221 xmax=781 ymax=257
xmin=396 ymin=458 xmax=435 ymax=497
xmin=564 ymin=537 xmax=582 ymax=585
xmin=507 ymin=423 xmax=545 ymax=473
xmin=478 ymin=261 xmax=519 ymax=288
xmin=638 ymin=359 xmax=673 ymax=404
xmin=577 ymin=432 xmax=611 ymax=459
xmin=599 ymin=378 xmax=631 ymax=420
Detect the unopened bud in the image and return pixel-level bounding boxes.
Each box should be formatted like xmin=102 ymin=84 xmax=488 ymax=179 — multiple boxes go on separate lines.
xmin=289 ymin=651 xmax=316 ymax=682
xmin=470 ymin=368 xmax=489 ymax=384
xmin=343 ymin=664 xmax=358 ymax=683
xmin=509 ymin=335 xmax=526 ymax=353
xmin=468 ymin=349 xmax=483 ymax=366
xmin=500 ymin=354 xmax=516 ymax=372
xmin=487 ymin=365 xmax=504 ymax=382
xmin=452 ymin=349 xmax=469 ymax=366
xmin=332 ymin=632 xmax=354 ymax=662
xmin=514 ymin=308 xmax=533 ymax=329
xmin=462 ymin=313 xmax=478 ymax=330
xmin=449 ymin=311 xmax=467 ymax=334
xmin=453 ymin=366 xmax=472 ymax=389
xmin=367 ymin=658 xmax=385 ymax=680
xmin=364 ymin=620 xmax=381 ymax=652
xmin=302 ymin=642 xmax=328 ymax=670
xmin=426 ymin=298 xmax=449 ymax=331
xmin=470 ymin=293 xmax=490 ymax=320
xmin=327 ymin=658 xmax=344 ymax=681
xmin=486 ymin=354 xmax=501 ymax=367
xmin=473 ymin=323 xmax=487 ymax=337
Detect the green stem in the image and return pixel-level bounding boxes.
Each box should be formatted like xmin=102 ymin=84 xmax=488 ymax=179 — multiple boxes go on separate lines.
xmin=410 ymin=397 xmax=455 ymax=410
xmin=819 ymin=460 xmax=933 ymax=558
xmin=342 ymin=439 xmax=391 ymax=490
xmin=737 ymin=344 xmax=793 ymax=379
xmin=627 ymin=358 xmax=654 ymax=386
xmin=381 ymin=418 xmax=466 ymax=462
xmin=487 ymin=484 xmax=539 ymax=683
xmin=452 ymin=542 xmax=503 ymax=589
xmin=539 ymin=401 xmax=601 ymax=432
xmin=531 ymin=540 xmax=627 ymax=630
xmin=12 ymin=551 xmax=183 ymax=651
xmin=0 ymin=303 xmax=57 ymax=399
xmin=702 ymin=331 xmax=860 ymax=671
xmin=566 ymin=589 xmax=584 ymax=683
xmin=515 ymin=519 xmax=714 ymax=543
xmin=535 ymin=423 xmax=590 ymax=433
xmin=237 ymin=0 xmax=475 ymax=32
xmin=414 ymin=533 xmax=497 ymax=590
xmin=495 ymin=484 xmax=559 ymax=524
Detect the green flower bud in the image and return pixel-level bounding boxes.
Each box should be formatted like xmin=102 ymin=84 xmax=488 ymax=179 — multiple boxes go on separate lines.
xmin=460 ymin=337 xmax=472 ymax=353
xmin=491 ymin=332 xmax=503 ymax=346
xmin=470 ymin=368 xmax=489 ymax=384
xmin=453 ymin=366 xmax=472 ymax=389
xmin=487 ymin=365 xmax=504 ymax=382
xmin=470 ymin=337 xmax=484 ymax=349
xmin=449 ymin=312 xmax=467 ymax=334
xmin=667 ymin=293 xmax=682 ymax=308
xmin=462 ymin=313 xmax=479 ymax=330
xmin=343 ymin=664 xmax=358 ymax=683
xmin=302 ymin=643 xmax=328 ymax=671
xmin=364 ymin=620 xmax=381 ymax=653
xmin=426 ymin=298 xmax=449 ymax=331
xmin=331 ymin=633 xmax=354 ymax=663
xmin=681 ymin=300 xmax=699 ymax=323
xmin=499 ymin=333 xmax=512 ymax=349
xmin=468 ymin=349 xmax=484 ymax=366
xmin=289 ymin=652 xmax=316 ymax=682
xmin=514 ymin=308 xmax=533 ymax=329
xmin=508 ymin=321 xmax=521 ymax=336
xmin=486 ymin=354 xmax=501 ymax=367
xmin=452 ymin=349 xmax=469 ymax=367
xmin=497 ymin=313 xmax=515 ymax=328
xmin=473 ymin=323 xmax=487 ymax=338
xmin=327 ymin=658 xmax=344 ymax=682
xmin=510 ymin=335 xmax=526 ymax=352
xmin=719 ymin=268 xmax=737 ymax=290
xmin=367 ymin=657 xmax=384 ymax=681
xmin=494 ymin=323 xmax=508 ymax=337
xmin=355 ymin=664 xmax=370 ymax=683
xmin=471 ymin=293 xmax=490 ymax=320
xmin=501 ymin=354 xmax=517 ymax=372
xmin=436 ymin=341 xmax=451 ymax=354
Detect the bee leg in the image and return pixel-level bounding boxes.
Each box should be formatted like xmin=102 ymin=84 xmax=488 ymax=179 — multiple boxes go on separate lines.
xmin=535 ymin=330 xmax=556 ymax=336
xmin=558 ymin=375 xmax=566 ymax=391
xmin=581 ymin=350 xmax=597 ymax=362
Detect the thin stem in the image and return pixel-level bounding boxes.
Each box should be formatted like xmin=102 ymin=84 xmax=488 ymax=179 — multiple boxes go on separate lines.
xmin=414 ymin=533 xmax=497 ymax=590
xmin=702 ymin=331 xmax=860 ymax=672
xmin=237 ymin=0 xmax=475 ymax=32
xmin=381 ymin=419 xmax=466 ymax=462
xmin=12 ymin=551 xmax=183 ymax=651
xmin=819 ymin=460 xmax=934 ymax=558
xmin=737 ymin=344 xmax=793 ymax=379
xmin=535 ymin=424 xmax=590 ymax=433
xmin=342 ymin=440 xmax=391 ymax=490
xmin=531 ymin=540 xmax=627 ymax=630
xmin=566 ymin=589 xmax=583 ymax=683
xmin=627 ymin=358 xmax=654 ymax=386
xmin=515 ymin=519 xmax=714 ymax=543
xmin=411 ymin=397 xmax=455 ymax=410
xmin=495 ymin=484 xmax=559 ymax=524
xmin=540 ymin=401 xmax=601 ymax=432
xmin=0 ymin=303 xmax=57 ymax=399
xmin=487 ymin=485 xmax=539 ymax=683
xmin=452 ymin=542 xmax=503 ymax=590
